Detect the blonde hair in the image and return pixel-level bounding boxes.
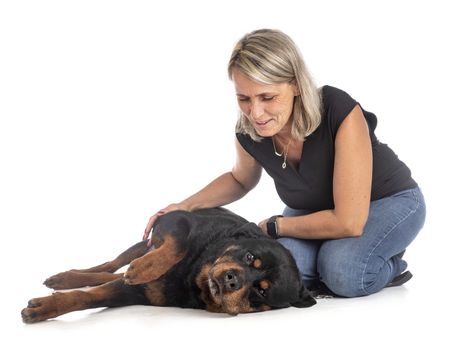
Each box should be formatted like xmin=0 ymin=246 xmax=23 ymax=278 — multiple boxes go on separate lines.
xmin=228 ymin=29 xmax=322 ymax=141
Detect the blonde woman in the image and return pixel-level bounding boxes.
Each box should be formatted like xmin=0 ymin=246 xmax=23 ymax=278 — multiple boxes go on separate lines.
xmin=144 ymin=29 xmax=426 ymax=297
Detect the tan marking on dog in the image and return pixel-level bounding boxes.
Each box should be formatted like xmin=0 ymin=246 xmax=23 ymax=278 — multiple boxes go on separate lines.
xmin=196 ymin=263 xmax=223 ymax=313
xmin=144 ymin=280 xmax=165 ymax=305
xmin=259 ymin=280 xmax=269 ymax=290
xmin=196 ymin=262 xmax=256 ymax=315
xmin=253 ymin=258 xmax=262 ymax=269
xmin=44 ymin=271 xmax=124 ymax=290
xmin=220 ymin=285 xmax=254 ymax=315
xmin=22 ymin=282 xmax=120 ymax=323
xmin=213 ymin=245 xmax=240 ymax=264
xmin=214 ymin=255 xmax=234 ymax=265
xmin=208 ymin=262 xmax=257 ymax=315
xmin=224 ymin=245 xmax=240 ymax=253
xmin=124 ymin=235 xmax=185 ymax=285
xmin=210 ymin=262 xmax=243 ymax=279
xmin=258 ymin=304 xmax=272 ymax=312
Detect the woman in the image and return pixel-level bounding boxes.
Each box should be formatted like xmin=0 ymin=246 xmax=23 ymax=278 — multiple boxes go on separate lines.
xmin=143 ymin=29 xmax=426 ymax=297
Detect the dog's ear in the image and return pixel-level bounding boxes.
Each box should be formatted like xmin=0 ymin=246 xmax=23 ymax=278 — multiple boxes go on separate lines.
xmin=232 ymin=222 xmax=264 ymax=239
xmin=291 ymin=285 xmax=317 ymax=308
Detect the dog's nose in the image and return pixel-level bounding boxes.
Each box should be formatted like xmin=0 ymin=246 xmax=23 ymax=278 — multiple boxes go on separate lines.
xmin=223 ymin=270 xmax=242 ymax=291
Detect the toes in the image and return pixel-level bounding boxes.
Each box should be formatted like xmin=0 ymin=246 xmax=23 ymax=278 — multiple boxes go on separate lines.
xmin=43 ymin=272 xmax=66 ymax=289
xmin=43 ymin=277 xmax=56 ymax=288
xmin=43 ymin=271 xmax=77 ymax=290
xmin=22 ymin=296 xmax=57 ymax=323
xmin=21 ymin=308 xmax=36 ymax=323
xmin=22 ymin=300 xmax=42 ymax=323
xmin=123 ymin=265 xmax=143 ymax=285
xmin=123 ymin=269 xmax=136 ymax=285
xmin=21 ymin=307 xmax=46 ymax=324
xmin=27 ymin=299 xmax=41 ymax=308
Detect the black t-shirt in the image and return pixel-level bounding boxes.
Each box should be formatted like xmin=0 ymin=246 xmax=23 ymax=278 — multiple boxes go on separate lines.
xmin=236 ymin=85 xmax=418 ymax=211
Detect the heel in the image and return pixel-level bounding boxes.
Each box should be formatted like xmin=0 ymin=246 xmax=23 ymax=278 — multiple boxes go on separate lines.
xmin=386 ymin=270 xmax=413 ymax=287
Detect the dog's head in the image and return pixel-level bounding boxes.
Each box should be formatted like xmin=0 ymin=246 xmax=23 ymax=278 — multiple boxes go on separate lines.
xmin=196 ymin=238 xmax=316 ymax=315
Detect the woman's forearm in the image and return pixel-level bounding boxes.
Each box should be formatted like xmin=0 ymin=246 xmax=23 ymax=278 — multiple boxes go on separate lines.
xmin=277 ymin=209 xmax=364 ymax=240
xmin=181 ymin=172 xmax=250 ymax=211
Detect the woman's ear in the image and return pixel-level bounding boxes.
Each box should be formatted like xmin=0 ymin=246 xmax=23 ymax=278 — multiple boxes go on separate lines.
xmin=290 ymin=79 xmax=300 ymax=96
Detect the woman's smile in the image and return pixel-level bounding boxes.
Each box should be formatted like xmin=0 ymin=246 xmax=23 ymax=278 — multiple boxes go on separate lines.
xmin=254 ymin=118 xmax=273 ymax=128
xmin=232 ymin=68 xmax=297 ymax=138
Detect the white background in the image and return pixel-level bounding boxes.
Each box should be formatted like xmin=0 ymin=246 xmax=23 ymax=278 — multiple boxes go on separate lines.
xmin=1 ymin=0 xmax=467 ymax=349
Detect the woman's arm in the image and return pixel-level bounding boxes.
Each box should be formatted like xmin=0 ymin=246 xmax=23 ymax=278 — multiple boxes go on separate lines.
xmin=144 ymin=138 xmax=262 ymax=239
xmin=272 ymin=105 xmax=373 ymax=239
xmin=182 ymin=138 xmax=262 ymax=210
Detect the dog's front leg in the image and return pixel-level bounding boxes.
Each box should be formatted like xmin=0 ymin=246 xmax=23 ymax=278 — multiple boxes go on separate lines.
xmin=22 ymin=279 xmax=148 ymax=323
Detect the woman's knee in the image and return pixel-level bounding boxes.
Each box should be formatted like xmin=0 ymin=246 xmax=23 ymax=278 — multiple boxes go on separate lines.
xmin=277 ymin=237 xmax=321 ymax=285
xmin=318 ymin=242 xmax=405 ymax=297
xmin=317 ymin=242 xmax=368 ymax=297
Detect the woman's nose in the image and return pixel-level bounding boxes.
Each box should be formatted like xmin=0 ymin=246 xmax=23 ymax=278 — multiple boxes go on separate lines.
xmin=249 ymin=101 xmax=264 ymax=120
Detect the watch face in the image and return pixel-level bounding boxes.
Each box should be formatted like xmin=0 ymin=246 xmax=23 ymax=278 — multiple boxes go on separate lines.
xmin=267 ymin=217 xmax=278 ymax=238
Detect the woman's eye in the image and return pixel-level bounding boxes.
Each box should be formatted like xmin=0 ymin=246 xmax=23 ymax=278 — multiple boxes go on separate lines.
xmin=237 ymin=96 xmax=274 ymax=102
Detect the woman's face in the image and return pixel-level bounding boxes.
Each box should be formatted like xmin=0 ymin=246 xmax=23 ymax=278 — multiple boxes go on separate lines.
xmin=232 ymin=68 xmax=297 ymax=138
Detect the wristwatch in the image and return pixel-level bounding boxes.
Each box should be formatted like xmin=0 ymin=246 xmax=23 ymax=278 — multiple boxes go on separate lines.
xmin=266 ymin=215 xmax=283 ymax=239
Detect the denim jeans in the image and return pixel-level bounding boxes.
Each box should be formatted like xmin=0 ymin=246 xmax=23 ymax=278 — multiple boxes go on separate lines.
xmin=278 ymin=187 xmax=426 ymax=297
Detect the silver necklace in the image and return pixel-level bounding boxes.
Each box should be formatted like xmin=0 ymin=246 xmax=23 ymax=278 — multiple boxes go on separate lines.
xmin=272 ymin=137 xmax=292 ymax=169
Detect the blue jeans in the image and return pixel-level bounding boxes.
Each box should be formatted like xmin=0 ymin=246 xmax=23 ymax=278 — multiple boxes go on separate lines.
xmin=278 ymin=187 xmax=426 ymax=297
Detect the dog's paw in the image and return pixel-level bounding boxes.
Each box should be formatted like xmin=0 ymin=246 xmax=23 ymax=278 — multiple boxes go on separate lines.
xmin=21 ymin=296 xmax=58 ymax=324
xmin=123 ymin=264 xmax=141 ymax=285
xmin=44 ymin=270 xmax=82 ymax=290
xmin=44 ymin=271 xmax=71 ymax=289
xmin=123 ymin=259 xmax=152 ymax=285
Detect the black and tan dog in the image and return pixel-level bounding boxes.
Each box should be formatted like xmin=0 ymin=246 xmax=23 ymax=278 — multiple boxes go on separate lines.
xmin=21 ymin=208 xmax=316 ymax=323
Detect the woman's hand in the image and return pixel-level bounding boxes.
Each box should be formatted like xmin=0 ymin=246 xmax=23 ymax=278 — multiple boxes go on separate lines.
xmin=257 ymin=218 xmax=269 ymax=235
xmin=143 ymin=203 xmax=189 ymax=240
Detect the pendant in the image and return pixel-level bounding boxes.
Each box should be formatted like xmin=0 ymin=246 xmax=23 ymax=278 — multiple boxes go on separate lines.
xmin=272 ymin=138 xmax=283 ymax=157
xmin=282 ymin=161 xmax=287 ymax=169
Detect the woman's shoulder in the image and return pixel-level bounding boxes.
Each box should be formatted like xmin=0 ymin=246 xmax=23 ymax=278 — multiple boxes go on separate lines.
xmin=319 ymin=85 xmax=358 ymax=127
xmin=320 ymin=85 xmax=358 ymax=116
xmin=236 ymin=132 xmax=263 ymax=153
xmin=236 ymin=132 xmax=254 ymax=144
xmin=320 ymin=85 xmax=356 ymax=106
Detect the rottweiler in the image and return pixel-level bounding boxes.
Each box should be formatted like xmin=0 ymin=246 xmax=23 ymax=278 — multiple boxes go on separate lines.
xmin=21 ymin=208 xmax=316 ymax=323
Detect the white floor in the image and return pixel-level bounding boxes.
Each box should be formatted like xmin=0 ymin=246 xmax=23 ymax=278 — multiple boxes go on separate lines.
xmin=4 ymin=183 xmax=468 ymax=349
xmin=6 ymin=246 xmax=466 ymax=350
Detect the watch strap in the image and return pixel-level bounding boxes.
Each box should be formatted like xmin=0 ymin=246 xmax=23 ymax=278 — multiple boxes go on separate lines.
xmin=266 ymin=215 xmax=283 ymax=239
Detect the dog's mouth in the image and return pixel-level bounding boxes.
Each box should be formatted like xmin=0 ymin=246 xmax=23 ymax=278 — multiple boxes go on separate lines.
xmin=207 ymin=275 xmax=221 ymax=300
xmin=202 ymin=260 xmax=252 ymax=315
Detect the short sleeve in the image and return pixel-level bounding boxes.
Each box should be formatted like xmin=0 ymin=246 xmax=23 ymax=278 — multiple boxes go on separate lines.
xmin=321 ymin=85 xmax=359 ymax=139
xmin=236 ymin=132 xmax=256 ymax=156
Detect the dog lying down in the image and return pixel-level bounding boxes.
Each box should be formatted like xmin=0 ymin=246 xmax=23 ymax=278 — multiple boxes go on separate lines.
xmin=21 ymin=208 xmax=316 ymax=323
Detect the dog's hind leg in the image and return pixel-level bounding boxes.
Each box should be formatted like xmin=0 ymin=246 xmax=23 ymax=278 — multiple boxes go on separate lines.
xmin=44 ymin=241 xmax=150 ymax=290
xmin=123 ymin=235 xmax=186 ymax=285
xmin=22 ymin=279 xmax=149 ymax=323
xmin=123 ymin=211 xmax=193 ymax=285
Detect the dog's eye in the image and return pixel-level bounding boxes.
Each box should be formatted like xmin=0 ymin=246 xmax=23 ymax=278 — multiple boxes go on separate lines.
xmin=244 ymin=252 xmax=255 ymax=265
